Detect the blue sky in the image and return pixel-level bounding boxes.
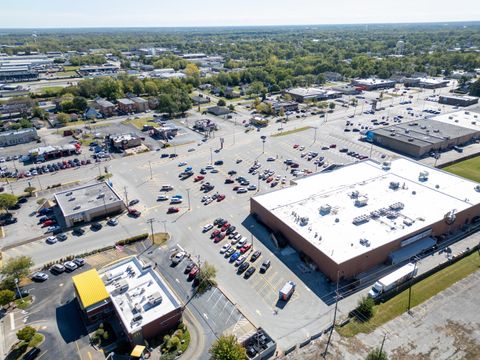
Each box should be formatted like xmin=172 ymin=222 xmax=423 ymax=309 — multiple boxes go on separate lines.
xmin=1 ymin=0 xmax=479 ymax=28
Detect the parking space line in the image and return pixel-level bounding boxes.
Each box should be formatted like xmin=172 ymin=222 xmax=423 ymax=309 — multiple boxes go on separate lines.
xmin=212 ymin=292 xmax=224 ymax=308
xmin=206 ymin=287 xmax=218 ymax=302
xmin=75 ymin=341 xmax=83 ymax=360
xmin=225 ymin=306 xmax=238 ymax=325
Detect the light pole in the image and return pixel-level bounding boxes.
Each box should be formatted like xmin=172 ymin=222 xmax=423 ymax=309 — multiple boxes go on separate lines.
xmin=210 ymin=147 xmax=213 ymax=165
xmin=313 ymin=127 xmax=317 ymax=144
xmin=147 ymin=218 xmax=155 ymax=245
xmin=260 ymin=135 xmax=266 ymax=154
xmin=407 ymin=261 xmax=417 ymax=315
xmin=14 ymin=278 xmax=23 ymax=303
xmin=149 ymin=160 xmax=153 ymax=179
xmin=186 ymin=188 xmax=191 ymax=210
xmin=250 ymin=224 xmax=255 ymax=251
xmin=160 ymin=220 xmax=167 ymax=234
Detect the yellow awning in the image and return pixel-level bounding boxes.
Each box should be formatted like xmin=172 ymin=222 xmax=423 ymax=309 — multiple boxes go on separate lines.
xmin=131 ymin=345 xmax=146 ymax=357
xmin=72 ymin=269 xmax=109 ymax=308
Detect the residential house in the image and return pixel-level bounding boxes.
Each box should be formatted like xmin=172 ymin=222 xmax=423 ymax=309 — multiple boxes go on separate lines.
xmin=117 ymin=98 xmax=136 ymax=114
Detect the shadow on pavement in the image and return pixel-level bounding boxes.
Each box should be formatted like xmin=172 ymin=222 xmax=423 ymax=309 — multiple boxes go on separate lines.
xmin=56 ymin=298 xmax=88 ymax=343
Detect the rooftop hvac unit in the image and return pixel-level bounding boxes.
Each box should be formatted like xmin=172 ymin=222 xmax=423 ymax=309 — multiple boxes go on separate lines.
xmin=419 ymin=171 xmax=429 ymax=181
xmin=148 ymin=292 xmax=162 ymax=305
xmin=390 ymin=133 xmax=396 ymax=137
xmin=404 ymin=129 xmax=410 ymax=134
xmin=389 ymin=181 xmax=400 ymax=190
xmin=408 ymin=138 xmax=414 ymax=142
xmin=472 ymin=121 xmax=477 ymax=125
xmin=370 ymin=210 xmax=381 ymax=218
xmin=350 ymin=190 xmax=359 ymax=198
xmin=475 ymin=185 xmax=480 ymax=192
xmin=433 ymin=129 xmax=439 ymax=133
xmin=420 ymin=125 xmax=426 ymax=129
xmin=448 ymin=116 xmax=453 ymax=119
xmin=300 ymin=217 xmax=309 ymax=226
xmin=382 ymin=161 xmax=391 ymax=170
xmin=389 ymin=202 xmax=405 ymax=211
xmin=386 ymin=211 xmax=398 ymax=219
xmin=359 ymin=238 xmax=371 ymax=247
xmin=355 ymin=196 xmax=368 ymax=207
xmin=133 ymin=303 xmax=142 ymax=314
xmin=352 ymin=215 xmax=370 ymax=225
xmin=132 ymin=313 xmax=143 ymax=323
xmin=319 ymin=204 xmax=331 ymax=215
xmin=403 ymin=218 xmax=413 ymax=226
xmin=455 ymin=120 xmax=459 ymax=123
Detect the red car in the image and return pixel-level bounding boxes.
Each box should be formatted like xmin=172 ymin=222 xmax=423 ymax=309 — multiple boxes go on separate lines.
xmin=41 ymin=219 xmax=56 ymax=227
xmin=293 ymin=144 xmax=299 ymax=149
xmin=188 ymin=266 xmax=199 ymax=279
xmin=214 ymin=233 xmax=226 ymax=243
xmin=233 ymin=186 xmax=240 ymax=191
xmin=167 ymin=207 xmax=179 ymax=214
xmin=211 ymin=229 xmax=221 ymax=239
xmin=329 ymin=144 xmax=337 ymax=148
xmin=266 ymin=176 xmax=273 ymax=183
xmin=128 ymin=209 xmax=141 ymax=217
xmin=290 ymin=163 xmax=299 ymax=168
xmin=221 ymin=223 xmax=230 ymax=232
xmin=194 ymin=175 xmax=205 ymax=182
xmin=240 ymin=243 xmax=252 ymax=253
xmin=217 ymin=194 xmax=226 ymax=202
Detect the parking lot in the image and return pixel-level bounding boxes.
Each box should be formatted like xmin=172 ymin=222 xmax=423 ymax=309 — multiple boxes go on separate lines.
xmin=3 ymin=82 xmax=479 ymax=352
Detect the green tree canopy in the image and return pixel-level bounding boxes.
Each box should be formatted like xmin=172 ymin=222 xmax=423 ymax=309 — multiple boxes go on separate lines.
xmin=355 ymin=296 xmax=375 ymax=321
xmin=365 ymin=347 xmax=388 ymax=360
xmin=217 ymin=99 xmax=226 ymax=107
xmin=0 ymin=289 xmax=15 ymax=306
xmin=16 ymin=326 xmax=36 ymax=342
xmin=56 ymin=112 xmax=70 ymax=124
xmin=209 ymin=335 xmax=247 ymax=360
xmin=470 ymin=79 xmax=480 ymax=97
xmin=1 ymin=256 xmax=33 ymax=281
xmin=0 ymin=193 xmax=18 ymax=213
xmin=196 ymin=262 xmax=217 ymax=295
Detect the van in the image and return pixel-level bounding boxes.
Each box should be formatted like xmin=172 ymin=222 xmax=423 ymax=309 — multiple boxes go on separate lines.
xmin=161 ymin=185 xmax=173 ymax=191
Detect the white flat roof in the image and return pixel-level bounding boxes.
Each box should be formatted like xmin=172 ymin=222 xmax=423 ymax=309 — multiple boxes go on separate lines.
xmin=102 ymin=257 xmax=181 ymax=334
xmin=253 ymin=159 xmax=480 ymax=265
xmin=431 ymin=110 xmax=480 ymax=131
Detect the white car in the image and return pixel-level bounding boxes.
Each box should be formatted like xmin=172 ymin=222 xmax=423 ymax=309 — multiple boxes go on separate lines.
xmin=205 ymin=165 xmax=214 ymax=170
xmin=157 ymin=195 xmax=169 ymax=201
xmin=247 ymin=184 xmax=257 ymax=191
xmin=236 ymin=237 xmax=248 ymax=248
xmin=220 ymin=243 xmax=231 ymax=254
xmin=235 ymin=255 xmax=247 ymax=266
xmin=172 ymin=251 xmax=186 ymax=264
xmin=64 ymin=261 xmax=78 ymax=272
xmin=267 ymin=157 xmax=275 ymax=161
xmin=46 ymin=236 xmax=57 ymax=244
xmin=204 ymin=197 xmax=214 ymax=205
xmin=237 ymin=187 xmax=247 ymax=193
xmin=203 ymin=224 xmax=214 ymax=232
xmin=299 ymin=146 xmax=305 ymax=151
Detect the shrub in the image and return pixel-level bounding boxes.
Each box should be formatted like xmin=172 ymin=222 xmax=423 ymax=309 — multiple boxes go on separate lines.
xmin=17 ymin=326 xmax=36 ymax=342
xmin=355 ymin=296 xmax=375 ymax=321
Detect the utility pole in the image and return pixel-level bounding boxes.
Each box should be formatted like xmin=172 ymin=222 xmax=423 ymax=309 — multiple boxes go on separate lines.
xmin=147 ymin=218 xmax=155 ymax=245
xmin=378 ymin=333 xmax=387 ymax=360
xmin=210 ymin=147 xmax=213 ymax=165
xmin=124 ymin=186 xmax=129 ymax=207
xmin=149 ymin=160 xmax=153 ymax=179
xmin=186 ymin=188 xmax=191 ymax=210
xmin=407 ymin=262 xmax=417 ymax=315
xmin=250 ymin=224 xmax=255 ymax=250
xmin=323 ymin=273 xmax=340 ymax=358
xmin=160 ymin=220 xmax=167 ymax=234
xmin=313 ymin=127 xmax=317 ymax=144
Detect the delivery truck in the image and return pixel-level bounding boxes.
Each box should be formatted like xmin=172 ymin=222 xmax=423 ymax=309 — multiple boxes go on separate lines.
xmin=279 ymin=281 xmax=296 ymax=301
xmin=368 ymin=263 xmax=417 ymax=299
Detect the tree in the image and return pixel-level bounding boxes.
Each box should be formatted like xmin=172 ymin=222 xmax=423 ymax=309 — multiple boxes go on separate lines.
xmin=1 ymin=256 xmax=33 ymax=281
xmin=329 ymin=102 xmax=336 ymax=111
xmin=365 ymin=347 xmax=388 ymax=360
xmin=72 ymin=96 xmax=88 ymax=112
xmin=228 ymin=104 xmax=235 ymax=111
xmin=16 ymin=326 xmax=36 ymax=343
xmin=24 ymin=186 xmax=36 ymax=197
xmin=217 ymin=99 xmax=226 ymax=107
xmin=132 ymin=79 xmax=145 ymax=96
xmin=56 ymin=112 xmax=70 ymax=125
xmin=157 ymin=94 xmax=179 ymax=117
xmin=196 ymin=262 xmax=217 ymax=295
xmin=470 ymin=79 xmax=480 ymax=97
xmin=209 ymin=335 xmax=247 ymax=360
xmin=144 ymin=81 xmax=159 ymax=96
xmin=355 ymin=296 xmax=375 ymax=321
xmin=278 ymin=107 xmax=285 ymax=117
xmin=0 ymin=193 xmax=18 ymax=213
xmin=0 ymin=290 xmax=15 ymax=306
xmin=184 ymin=63 xmax=200 ymax=77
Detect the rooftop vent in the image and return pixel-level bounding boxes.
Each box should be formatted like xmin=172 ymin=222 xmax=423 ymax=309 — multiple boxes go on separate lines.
xmin=319 ymin=204 xmax=331 ymax=215
xmin=370 ymin=210 xmax=381 ymax=218
xmin=403 ymin=219 xmax=413 ymax=226
xmin=389 ymin=202 xmax=405 ymax=211
xmin=419 ymin=171 xmax=429 ymax=182
xmin=382 ymin=161 xmax=391 ymax=170
xmin=408 ymin=138 xmax=414 ymax=142
xmin=350 ymin=190 xmax=359 ymax=199
xmin=147 ymin=292 xmax=162 ymax=305
xmin=386 ymin=211 xmax=398 ymax=219
xmin=359 ymin=238 xmax=371 ymax=247
xmin=299 ymin=217 xmax=309 ymax=226
xmin=433 ymin=129 xmax=439 ymax=133
xmin=389 ymin=181 xmax=400 ymax=190
xmin=420 ymin=125 xmax=427 ymax=129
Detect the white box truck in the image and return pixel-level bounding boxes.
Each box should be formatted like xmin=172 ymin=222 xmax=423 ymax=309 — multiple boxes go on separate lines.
xmin=368 ymin=263 xmax=417 ymax=299
xmin=279 ymin=281 xmax=296 ymax=301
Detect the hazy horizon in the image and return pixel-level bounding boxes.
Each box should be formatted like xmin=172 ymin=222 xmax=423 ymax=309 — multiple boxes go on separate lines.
xmin=1 ymin=0 xmax=479 ymax=29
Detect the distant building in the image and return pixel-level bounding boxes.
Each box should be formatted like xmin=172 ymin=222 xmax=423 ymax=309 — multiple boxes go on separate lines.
xmin=84 ymin=107 xmax=102 ymax=120
xmin=439 ymin=95 xmax=479 ymax=107
xmin=28 ymin=144 xmax=79 ymax=162
xmin=55 ymin=182 xmax=126 ymax=227
xmin=110 ymin=133 xmax=142 ymax=150
xmin=250 ymin=115 xmax=269 ymax=127
xmin=191 ymin=95 xmax=210 ymax=105
xmin=265 ymin=100 xmax=298 ymax=114
xmin=206 ymin=106 xmax=231 ymax=116
xmin=95 ymin=99 xmax=115 ymax=117
xmin=193 ymin=119 xmax=217 ymax=132
xmin=351 ymin=78 xmax=396 ymax=91
xmin=73 ymin=257 xmax=183 ymax=344
xmin=117 ymin=98 xmax=136 ymax=114
xmin=403 ymin=77 xmax=450 ymax=89
xmin=130 ymin=97 xmax=149 ymax=112
xmin=331 ymin=85 xmax=361 ymax=95
xmin=0 ymin=66 xmax=38 ymax=83
xmin=78 ymin=65 xmax=119 ymax=77
xmin=0 ymin=128 xmax=38 ymax=147
xmin=284 ymin=87 xmax=341 ymax=103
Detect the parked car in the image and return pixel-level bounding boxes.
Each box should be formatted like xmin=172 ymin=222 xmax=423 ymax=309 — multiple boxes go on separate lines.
xmin=22 ymin=347 xmax=41 ymax=360
xmin=250 ymin=250 xmax=261 ymax=262
xmin=128 ymin=199 xmax=140 ymax=206
xmin=50 ymin=264 xmax=65 ymax=274
xmin=72 ymin=228 xmax=85 ymax=236
xmin=167 ymin=207 xmax=180 ymax=214
xmin=91 ymin=222 xmax=102 ymax=231
xmin=46 ymin=236 xmax=57 ymax=244
xmin=57 ymin=233 xmax=68 ymax=241
xmin=188 ymin=265 xmax=200 ymax=279
xmin=107 ymin=218 xmax=118 ymax=226
xmin=32 ymin=272 xmax=48 ymax=282
xmin=128 ymin=209 xmax=141 ymax=217
xmin=244 ymin=266 xmax=256 ymax=279
xmin=73 ymin=258 xmax=85 ymax=267
xmin=202 ymin=224 xmax=214 ymax=232
xmin=220 ymin=243 xmax=232 ymax=253
xmin=237 ymin=260 xmax=249 ymax=272
xmin=64 ymin=261 xmax=78 ymax=272
xmin=260 ymin=259 xmax=271 ymax=273
xmin=240 ymin=243 xmax=252 ymax=253
xmin=229 ymin=251 xmax=241 ymax=262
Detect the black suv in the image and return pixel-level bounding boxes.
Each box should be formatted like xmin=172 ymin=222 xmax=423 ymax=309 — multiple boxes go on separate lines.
xmin=23 ymin=347 xmax=41 ymax=360
xmin=259 ymin=259 xmax=271 ymax=273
